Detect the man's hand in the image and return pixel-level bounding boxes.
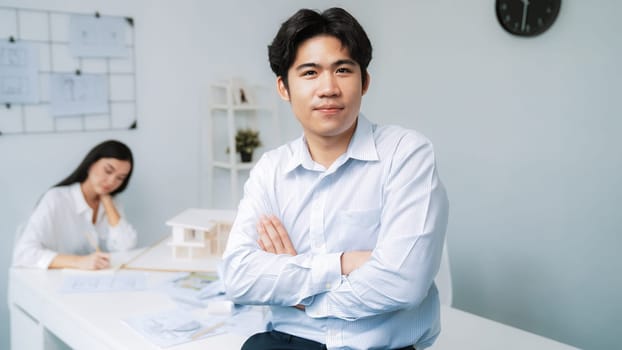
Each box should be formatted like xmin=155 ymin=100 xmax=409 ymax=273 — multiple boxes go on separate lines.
xmin=257 ymin=215 xmax=297 ymax=256
xmin=341 ymin=251 xmax=372 ymax=275
xmin=256 ymin=215 xmax=302 ymax=311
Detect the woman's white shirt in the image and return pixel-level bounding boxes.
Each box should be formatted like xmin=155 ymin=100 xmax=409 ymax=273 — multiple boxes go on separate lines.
xmin=12 ymin=183 xmax=138 ymax=269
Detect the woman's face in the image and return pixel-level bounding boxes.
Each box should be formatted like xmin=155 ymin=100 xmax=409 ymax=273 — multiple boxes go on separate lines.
xmin=85 ymin=157 xmax=132 ymax=195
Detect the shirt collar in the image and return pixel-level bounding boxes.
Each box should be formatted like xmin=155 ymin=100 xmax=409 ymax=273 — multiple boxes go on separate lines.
xmin=282 ymin=114 xmax=379 ymax=175
xmin=282 ymin=136 xmax=309 ymax=174
xmin=346 ymin=114 xmax=379 ymax=162
xmin=70 ymin=182 xmax=91 ymax=215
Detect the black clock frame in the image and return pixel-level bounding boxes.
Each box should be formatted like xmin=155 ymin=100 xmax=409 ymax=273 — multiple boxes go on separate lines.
xmin=495 ymin=0 xmax=561 ymax=37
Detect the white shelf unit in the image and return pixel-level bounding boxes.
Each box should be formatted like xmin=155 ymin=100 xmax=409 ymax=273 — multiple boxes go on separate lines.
xmin=206 ymin=81 xmax=278 ymax=208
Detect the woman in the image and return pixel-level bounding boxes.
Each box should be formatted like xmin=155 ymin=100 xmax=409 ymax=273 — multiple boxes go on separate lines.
xmin=13 ymin=140 xmax=138 ymax=270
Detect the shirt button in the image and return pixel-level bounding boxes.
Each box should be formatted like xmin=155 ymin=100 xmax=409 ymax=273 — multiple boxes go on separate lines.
xmin=325 ymin=283 xmax=331 ymax=289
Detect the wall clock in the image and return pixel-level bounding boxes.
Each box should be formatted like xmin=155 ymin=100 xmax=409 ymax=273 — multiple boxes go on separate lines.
xmin=496 ymin=0 xmax=561 ymax=37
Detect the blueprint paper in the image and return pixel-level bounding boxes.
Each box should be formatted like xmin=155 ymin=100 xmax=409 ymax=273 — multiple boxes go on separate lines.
xmin=0 ymin=41 xmax=39 ymax=104
xmin=50 ymin=73 xmax=108 ymax=116
xmin=60 ymin=271 xmax=147 ymax=293
xmin=123 ymin=309 xmax=227 ymax=348
xmin=69 ymin=15 xmax=128 ymax=57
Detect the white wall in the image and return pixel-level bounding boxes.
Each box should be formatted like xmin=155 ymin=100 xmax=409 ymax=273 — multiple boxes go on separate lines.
xmin=1 ymin=1 xmax=620 ymax=350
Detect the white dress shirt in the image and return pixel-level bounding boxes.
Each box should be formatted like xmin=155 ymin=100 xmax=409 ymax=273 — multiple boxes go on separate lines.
xmin=12 ymin=182 xmax=138 ymax=269
xmin=223 ymin=115 xmax=449 ymax=350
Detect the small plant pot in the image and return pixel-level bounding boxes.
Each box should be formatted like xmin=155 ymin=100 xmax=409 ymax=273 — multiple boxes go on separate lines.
xmin=240 ymin=151 xmax=253 ymax=163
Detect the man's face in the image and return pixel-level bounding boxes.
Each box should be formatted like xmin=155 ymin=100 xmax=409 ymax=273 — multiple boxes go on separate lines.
xmin=277 ymin=35 xmax=369 ymax=142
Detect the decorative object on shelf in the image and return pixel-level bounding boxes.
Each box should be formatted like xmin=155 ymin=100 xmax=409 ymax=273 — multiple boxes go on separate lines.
xmin=235 ymin=128 xmax=262 ymax=162
xmin=206 ymin=81 xmax=278 ymax=207
xmin=495 ymin=0 xmax=561 ymax=37
xmin=231 ymin=78 xmax=254 ymax=105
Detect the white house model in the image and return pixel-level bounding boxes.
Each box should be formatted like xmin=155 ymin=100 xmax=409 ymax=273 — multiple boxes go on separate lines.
xmin=166 ymin=208 xmax=236 ymax=260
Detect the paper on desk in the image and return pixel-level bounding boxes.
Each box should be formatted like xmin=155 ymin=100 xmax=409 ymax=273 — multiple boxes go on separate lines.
xmin=160 ymin=272 xmax=224 ymax=308
xmin=122 ymin=309 xmax=228 ymax=348
xmin=60 ymin=271 xmax=147 ymax=293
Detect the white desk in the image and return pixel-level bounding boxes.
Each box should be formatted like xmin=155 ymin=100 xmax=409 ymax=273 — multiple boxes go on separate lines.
xmin=8 ymin=268 xmax=254 ymax=350
xmin=8 ymin=267 xmax=579 ymax=350
xmin=429 ymin=307 xmax=579 ymax=350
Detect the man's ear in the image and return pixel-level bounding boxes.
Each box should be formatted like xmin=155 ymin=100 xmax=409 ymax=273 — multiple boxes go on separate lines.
xmin=276 ymin=76 xmax=290 ymax=101
xmin=362 ymin=72 xmax=371 ymax=96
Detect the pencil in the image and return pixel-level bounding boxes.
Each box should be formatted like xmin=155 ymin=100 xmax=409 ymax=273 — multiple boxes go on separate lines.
xmin=117 ymin=235 xmax=168 ymax=270
xmin=190 ymin=321 xmax=226 ymax=340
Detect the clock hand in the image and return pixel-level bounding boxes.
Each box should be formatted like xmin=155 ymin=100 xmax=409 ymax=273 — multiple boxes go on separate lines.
xmin=521 ymin=0 xmax=530 ymax=31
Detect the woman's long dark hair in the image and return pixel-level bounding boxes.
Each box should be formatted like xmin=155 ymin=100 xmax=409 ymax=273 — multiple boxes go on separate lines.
xmin=55 ymin=140 xmax=134 ymax=196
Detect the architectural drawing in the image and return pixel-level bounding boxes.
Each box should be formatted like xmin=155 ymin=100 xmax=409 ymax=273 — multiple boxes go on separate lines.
xmin=0 ymin=42 xmax=39 ymax=103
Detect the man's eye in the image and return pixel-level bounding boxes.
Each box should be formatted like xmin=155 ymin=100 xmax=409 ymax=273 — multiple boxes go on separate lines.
xmin=336 ymin=67 xmax=351 ymax=74
xmin=302 ymin=70 xmax=316 ymax=77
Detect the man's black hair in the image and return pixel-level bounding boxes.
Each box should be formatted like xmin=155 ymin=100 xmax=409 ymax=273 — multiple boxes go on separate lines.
xmin=268 ymin=7 xmax=372 ymax=90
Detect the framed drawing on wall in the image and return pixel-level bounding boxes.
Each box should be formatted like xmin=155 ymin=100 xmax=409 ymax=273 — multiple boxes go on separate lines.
xmin=0 ymin=6 xmax=138 ymax=136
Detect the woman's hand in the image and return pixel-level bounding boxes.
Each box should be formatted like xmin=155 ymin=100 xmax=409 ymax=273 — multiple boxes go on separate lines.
xmin=100 ymin=194 xmax=120 ymax=226
xmin=76 ymin=252 xmax=111 ymax=270
xmin=50 ymin=252 xmax=111 ymax=270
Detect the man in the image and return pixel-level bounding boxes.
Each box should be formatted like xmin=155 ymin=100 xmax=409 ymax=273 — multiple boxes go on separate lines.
xmin=222 ymin=7 xmax=449 ymax=350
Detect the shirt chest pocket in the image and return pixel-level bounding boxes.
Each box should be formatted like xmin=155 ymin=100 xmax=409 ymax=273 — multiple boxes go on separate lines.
xmin=333 ymin=208 xmax=381 ymax=250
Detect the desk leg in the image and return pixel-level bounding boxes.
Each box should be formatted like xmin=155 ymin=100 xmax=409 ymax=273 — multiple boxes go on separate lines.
xmin=10 ymin=303 xmax=44 ymax=350
xmin=43 ymin=329 xmax=72 ymax=350
xmin=9 ymin=303 xmax=70 ymax=350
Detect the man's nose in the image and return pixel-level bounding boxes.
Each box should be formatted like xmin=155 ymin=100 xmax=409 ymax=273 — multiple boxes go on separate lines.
xmin=318 ymin=73 xmax=340 ymax=97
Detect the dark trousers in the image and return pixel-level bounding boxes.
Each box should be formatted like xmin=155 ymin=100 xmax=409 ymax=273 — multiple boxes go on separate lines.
xmin=241 ymin=330 xmax=416 ymax=350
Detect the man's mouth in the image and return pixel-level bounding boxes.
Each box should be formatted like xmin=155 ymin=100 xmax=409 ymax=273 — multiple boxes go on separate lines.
xmin=313 ymin=104 xmax=344 ymax=112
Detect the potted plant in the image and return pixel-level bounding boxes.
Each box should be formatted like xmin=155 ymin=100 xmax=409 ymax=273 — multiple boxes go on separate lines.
xmin=235 ymin=128 xmax=262 ymax=162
